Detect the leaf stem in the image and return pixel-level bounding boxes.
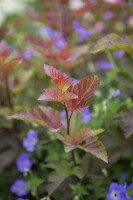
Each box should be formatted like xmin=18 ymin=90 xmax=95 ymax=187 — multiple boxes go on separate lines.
xmin=71 ymin=150 xmax=77 ymax=166
xmin=63 ymin=104 xmax=77 ymax=166
xmin=5 ymin=77 xmax=20 ymax=144
xmin=69 ymin=111 xmax=73 ymax=121
xmin=64 ymin=103 xmax=70 ymax=135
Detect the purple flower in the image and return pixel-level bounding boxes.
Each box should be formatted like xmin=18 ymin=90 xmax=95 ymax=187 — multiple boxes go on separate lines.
xmin=81 ymin=109 xmax=91 ymax=124
xmin=23 ymin=46 xmax=37 ymax=60
xmin=69 ymin=77 xmax=80 ymax=85
xmin=94 ymin=22 xmax=105 ymax=31
xmin=23 ymin=130 xmax=38 ymax=152
xmin=16 ymin=153 xmax=32 ymax=172
xmin=54 ymin=38 xmax=67 ymax=49
xmin=113 ymin=50 xmax=125 ymax=58
xmin=107 ymin=182 xmax=127 ymax=200
xmin=96 ymin=61 xmax=113 ymax=70
xmin=38 ymin=25 xmax=62 ymax=40
xmin=38 ymin=25 xmax=66 ymax=49
xmin=60 ymin=110 xmax=67 ymax=128
xmin=113 ymin=89 xmax=121 ymax=98
xmin=102 ymin=11 xmax=114 ymax=20
xmin=10 ymin=179 xmax=29 ymax=197
xmin=73 ymin=21 xmax=93 ymax=43
xmin=120 ymin=173 xmax=127 ymax=181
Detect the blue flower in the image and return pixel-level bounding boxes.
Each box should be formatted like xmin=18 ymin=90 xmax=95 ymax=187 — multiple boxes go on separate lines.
xmin=81 ymin=109 xmax=91 ymax=124
xmin=54 ymin=37 xmax=67 ymax=49
xmin=73 ymin=21 xmax=93 ymax=43
xmin=120 ymin=173 xmax=127 ymax=181
xmin=38 ymin=25 xmax=62 ymax=39
xmin=23 ymin=46 xmax=37 ymax=60
xmin=113 ymin=50 xmax=125 ymax=58
xmin=113 ymin=89 xmax=121 ymax=98
xmin=60 ymin=110 xmax=67 ymax=128
xmin=107 ymin=182 xmax=127 ymax=200
xmin=23 ymin=129 xmax=38 ymax=152
xmin=16 ymin=153 xmax=32 ymax=172
xmin=10 ymin=179 xmax=29 ymax=197
xmin=102 ymin=11 xmax=114 ymax=20
xmin=38 ymin=25 xmax=66 ymax=49
xmin=96 ymin=61 xmax=113 ymax=70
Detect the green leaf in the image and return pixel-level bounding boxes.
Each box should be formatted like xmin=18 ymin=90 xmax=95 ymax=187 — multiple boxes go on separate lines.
xmin=92 ymin=129 xmax=105 ymax=137
xmin=90 ymin=33 xmax=133 ymax=54
xmin=119 ymin=109 xmax=133 ymax=138
xmin=127 ymin=188 xmax=133 ymax=196
xmin=45 ymin=161 xmax=75 ymax=194
xmin=64 ymin=128 xmax=108 ymax=163
xmin=28 ymin=175 xmax=43 ymax=191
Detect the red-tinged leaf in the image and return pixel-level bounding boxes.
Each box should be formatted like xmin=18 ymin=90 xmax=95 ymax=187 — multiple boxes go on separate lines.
xmin=35 ymin=46 xmax=51 ymax=57
xmin=38 ymin=88 xmax=78 ymax=103
xmin=10 ymin=106 xmax=61 ymax=132
xmin=26 ymin=35 xmax=56 ymax=48
xmin=64 ymin=129 xmax=92 ymax=152
xmin=64 ymin=129 xmax=107 ymax=163
xmin=0 ymin=58 xmax=20 ymax=80
xmin=79 ymin=138 xmax=108 ymax=163
xmin=44 ymin=64 xmax=68 ymax=82
xmin=44 ymin=64 xmax=73 ymax=92
xmin=55 ymin=44 xmax=72 ymax=61
xmin=66 ymin=75 xmax=100 ymax=112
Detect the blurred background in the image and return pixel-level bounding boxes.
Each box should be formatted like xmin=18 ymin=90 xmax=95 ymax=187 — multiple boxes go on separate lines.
xmin=0 ymin=0 xmax=133 ymax=200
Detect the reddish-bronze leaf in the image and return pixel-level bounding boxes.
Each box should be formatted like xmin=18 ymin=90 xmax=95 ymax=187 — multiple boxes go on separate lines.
xmin=38 ymin=88 xmax=78 ymax=103
xmin=0 ymin=58 xmax=20 ymax=80
xmin=44 ymin=64 xmax=73 ymax=92
xmin=55 ymin=44 xmax=72 ymax=61
xmin=26 ymin=35 xmax=56 ymax=48
xmin=44 ymin=64 xmax=67 ymax=86
xmin=66 ymin=75 xmax=100 ymax=112
xmin=64 ymin=128 xmax=107 ymax=163
xmin=10 ymin=106 xmax=61 ymax=132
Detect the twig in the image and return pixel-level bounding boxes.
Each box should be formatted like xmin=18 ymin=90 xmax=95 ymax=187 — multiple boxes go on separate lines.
xmin=63 ymin=104 xmax=77 ymax=166
xmin=71 ymin=150 xmax=77 ymax=166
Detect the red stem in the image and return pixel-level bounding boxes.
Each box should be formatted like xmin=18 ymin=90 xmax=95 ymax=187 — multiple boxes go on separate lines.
xmin=63 ymin=104 xmax=77 ymax=166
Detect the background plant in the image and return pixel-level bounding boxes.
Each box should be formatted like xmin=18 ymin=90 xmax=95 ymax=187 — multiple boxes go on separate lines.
xmin=0 ymin=0 xmax=133 ymax=199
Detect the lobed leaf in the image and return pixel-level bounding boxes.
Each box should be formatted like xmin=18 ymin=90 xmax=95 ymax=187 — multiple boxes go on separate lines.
xmin=79 ymin=138 xmax=107 ymax=163
xmin=64 ymin=128 xmax=107 ymax=163
xmin=92 ymin=129 xmax=104 ymax=137
xmin=118 ymin=109 xmax=133 ymax=138
xmin=66 ymin=75 xmax=99 ymax=111
xmin=10 ymin=106 xmax=62 ymax=132
xmin=0 ymin=58 xmax=20 ymax=81
xmin=38 ymin=88 xmax=78 ymax=103
xmin=90 ymin=33 xmax=133 ymax=54
xmin=44 ymin=64 xmax=73 ymax=92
